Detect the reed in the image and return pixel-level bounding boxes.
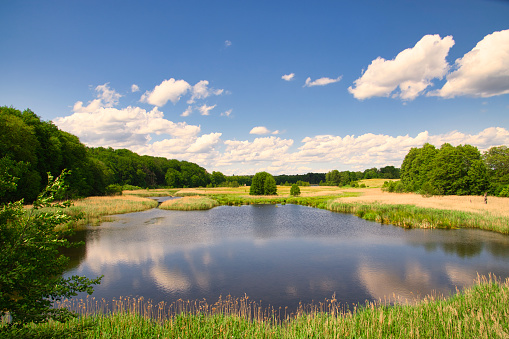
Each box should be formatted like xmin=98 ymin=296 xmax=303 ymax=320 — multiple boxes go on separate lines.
xmin=327 ymin=201 xmax=509 ymax=234
xmin=39 ymin=196 xmax=159 ymax=228
xmin=159 ymin=196 xmax=219 ymax=211
xmin=4 ymin=275 xmax=508 ymax=338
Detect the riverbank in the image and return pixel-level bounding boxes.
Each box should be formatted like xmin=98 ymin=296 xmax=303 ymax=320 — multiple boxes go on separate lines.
xmin=3 ymin=275 xmax=508 ymax=338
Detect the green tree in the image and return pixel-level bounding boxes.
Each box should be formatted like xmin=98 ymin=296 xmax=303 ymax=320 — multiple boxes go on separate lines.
xmin=290 ymin=184 xmax=301 ymax=196
xmin=165 ymin=168 xmax=182 ymax=188
xmin=325 ymin=170 xmax=340 ymax=185
xmin=483 ymin=146 xmax=509 ymax=194
xmin=249 ymin=172 xmax=277 ymax=195
xmin=0 ymin=171 xmax=101 ymax=326
xmin=263 ymin=174 xmax=277 ymax=195
xmin=211 ymin=171 xmax=227 ymax=187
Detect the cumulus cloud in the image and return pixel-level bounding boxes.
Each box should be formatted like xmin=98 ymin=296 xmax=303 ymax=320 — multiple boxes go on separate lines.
xmin=198 ymin=104 xmax=216 ymax=116
xmin=304 ymin=76 xmax=342 ymax=87
xmin=188 ymin=80 xmax=224 ymax=104
xmin=73 ymin=83 xmax=122 ymax=113
xmin=282 ymin=73 xmax=295 ymax=81
xmin=131 ymin=84 xmax=140 ymax=92
xmin=55 ymin=106 xmax=201 ymax=150
xmin=225 ymin=40 xmax=232 ymax=47
xmin=219 ymin=137 xmax=294 ymax=164
xmin=249 ymin=126 xmax=271 ymax=135
xmin=349 ymin=34 xmax=454 ymax=100
xmin=181 ymin=106 xmax=193 ymax=117
xmin=140 ymin=78 xmax=191 ymax=106
xmin=432 ymin=29 xmax=509 ymax=98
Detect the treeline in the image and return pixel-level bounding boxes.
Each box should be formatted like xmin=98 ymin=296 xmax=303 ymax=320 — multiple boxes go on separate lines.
xmin=0 ymin=107 xmax=212 ymax=202
xmin=320 ymin=166 xmax=400 ymax=186
xmin=398 ymin=143 xmax=509 ymax=196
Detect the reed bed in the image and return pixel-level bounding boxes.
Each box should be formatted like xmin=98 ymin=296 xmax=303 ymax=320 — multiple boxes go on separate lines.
xmin=328 ymin=201 xmax=509 ymax=234
xmin=4 ymin=275 xmax=508 ymax=338
xmin=159 ymin=196 xmax=219 ymax=211
xmin=47 ymin=196 xmax=159 ymax=228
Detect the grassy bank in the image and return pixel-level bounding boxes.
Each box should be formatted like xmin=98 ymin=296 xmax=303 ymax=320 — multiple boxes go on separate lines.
xmin=49 ymin=195 xmax=159 ymax=228
xmin=327 ymin=201 xmax=509 ymax=234
xmin=3 ymin=275 xmax=508 ymax=338
xmin=160 ymin=196 xmax=218 ymax=211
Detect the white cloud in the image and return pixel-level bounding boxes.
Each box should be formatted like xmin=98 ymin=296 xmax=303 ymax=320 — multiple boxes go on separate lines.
xmin=304 ymin=76 xmax=342 ymax=87
xmin=221 ymin=109 xmax=232 ymax=117
xmin=181 ymin=106 xmax=193 ymax=117
xmin=432 ymin=29 xmax=509 ymax=98
xmin=198 ymin=104 xmax=216 ymax=116
xmin=219 ymin=137 xmax=294 ymax=164
xmin=188 ymin=80 xmax=224 ymax=104
xmin=140 ymin=78 xmax=191 ymax=106
xmin=131 ymin=84 xmax=140 ymax=92
xmin=282 ymin=73 xmax=295 ymax=81
xmin=186 ymin=133 xmax=222 ymax=153
xmin=249 ymin=126 xmax=271 ymax=135
xmin=73 ymin=83 xmax=122 ymax=113
xmin=349 ymin=34 xmax=454 ymax=100
xmin=225 ymin=40 xmax=232 ymax=47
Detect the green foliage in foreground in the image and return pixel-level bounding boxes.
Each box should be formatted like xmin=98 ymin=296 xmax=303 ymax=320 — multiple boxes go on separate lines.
xmin=3 ymin=275 xmax=508 ymax=338
xmin=0 ymin=171 xmax=102 ymax=326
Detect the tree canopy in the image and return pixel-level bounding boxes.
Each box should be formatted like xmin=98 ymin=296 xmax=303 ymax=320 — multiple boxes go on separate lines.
xmin=249 ymin=172 xmax=277 ymax=195
xmin=399 ymin=143 xmax=503 ymax=196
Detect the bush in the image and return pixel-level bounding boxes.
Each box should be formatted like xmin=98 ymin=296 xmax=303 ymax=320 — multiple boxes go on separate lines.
xmin=105 ymin=184 xmax=123 ymax=196
xmin=0 ymin=171 xmax=102 ymax=326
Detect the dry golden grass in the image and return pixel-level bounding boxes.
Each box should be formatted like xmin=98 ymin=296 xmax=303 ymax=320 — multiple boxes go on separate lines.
xmin=338 ymin=188 xmax=509 ymax=218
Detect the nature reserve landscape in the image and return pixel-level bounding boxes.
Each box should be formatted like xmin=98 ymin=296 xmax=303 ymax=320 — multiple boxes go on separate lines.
xmin=2 ymin=0 xmax=509 ymax=337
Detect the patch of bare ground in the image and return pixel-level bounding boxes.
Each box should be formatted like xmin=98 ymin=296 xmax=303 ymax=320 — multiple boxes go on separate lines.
xmin=337 ymin=188 xmax=509 ymax=218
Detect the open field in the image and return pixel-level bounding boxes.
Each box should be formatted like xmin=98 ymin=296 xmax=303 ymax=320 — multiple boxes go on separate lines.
xmin=4 ymin=275 xmax=509 ymax=338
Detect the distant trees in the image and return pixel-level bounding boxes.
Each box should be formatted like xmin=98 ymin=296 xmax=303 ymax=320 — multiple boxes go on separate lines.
xmin=249 ymin=172 xmax=277 ymax=195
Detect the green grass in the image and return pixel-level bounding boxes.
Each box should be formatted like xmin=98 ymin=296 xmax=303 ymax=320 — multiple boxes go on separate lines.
xmin=3 ymin=275 xmax=508 ymax=338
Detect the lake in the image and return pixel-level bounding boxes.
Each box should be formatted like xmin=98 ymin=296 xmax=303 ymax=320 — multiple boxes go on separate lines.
xmin=63 ymin=200 xmax=509 ymax=311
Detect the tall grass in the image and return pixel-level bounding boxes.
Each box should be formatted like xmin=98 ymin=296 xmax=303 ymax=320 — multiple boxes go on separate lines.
xmin=3 ymin=275 xmax=508 ymax=338
xmin=39 ymin=196 xmax=159 ymax=229
xmin=159 ymin=196 xmax=218 ymax=211
xmin=328 ymin=201 xmax=509 ymax=234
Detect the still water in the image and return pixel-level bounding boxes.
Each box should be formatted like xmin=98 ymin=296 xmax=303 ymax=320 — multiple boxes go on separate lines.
xmin=64 ymin=200 xmax=509 ymax=310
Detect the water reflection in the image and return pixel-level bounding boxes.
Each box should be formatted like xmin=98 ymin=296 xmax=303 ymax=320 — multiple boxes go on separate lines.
xmin=64 ymin=204 xmax=509 ymax=311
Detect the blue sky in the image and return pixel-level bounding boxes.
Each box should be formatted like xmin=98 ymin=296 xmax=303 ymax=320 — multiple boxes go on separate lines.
xmin=1 ymin=0 xmax=509 ymax=175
